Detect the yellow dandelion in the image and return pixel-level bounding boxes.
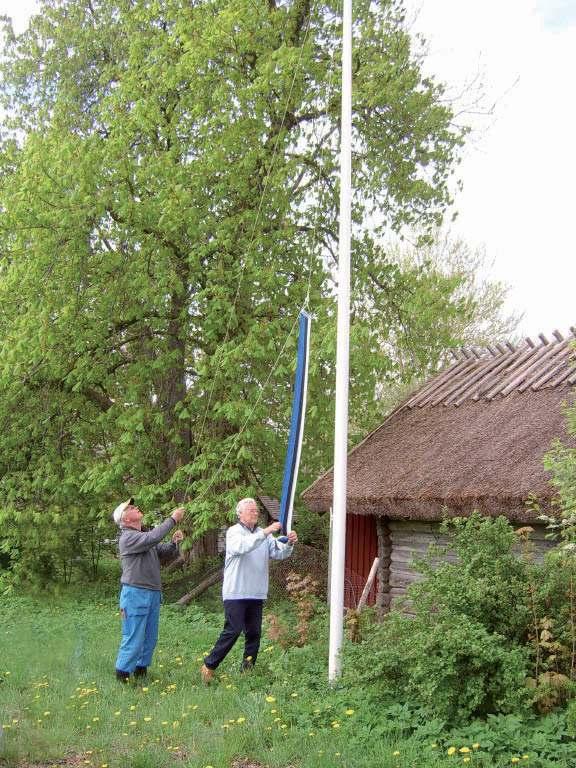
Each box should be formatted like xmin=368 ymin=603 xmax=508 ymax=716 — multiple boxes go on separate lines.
xmin=43 ymin=711 xmax=51 ymax=716
xmin=522 ymin=756 xmax=529 ymax=760
xmin=308 ymin=732 xmax=315 ymax=736
xmin=271 ymin=709 xmax=277 ymax=714
xmin=280 ymin=724 xmax=288 ymax=729
xmin=237 ymin=717 xmax=246 ymax=724
xmin=460 ymin=747 xmax=471 ymax=754
xmin=345 ymin=709 xmax=354 ymax=715
xmin=172 ymin=721 xmax=180 ymax=728
xmin=265 ymin=696 xmax=276 ymax=703
xmin=511 ymin=760 xmax=520 ymax=764
xmin=92 ymin=717 xmax=100 ymax=722
xmin=129 ymin=705 xmax=136 ymax=711
xmin=464 ymin=759 xmax=471 ymax=764
xmin=393 ymin=751 xmax=400 ymax=756
xmin=291 ymin=692 xmax=298 ymax=698
xmin=332 ymin=722 xmax=340 ymax=729
xmin=473 ymin=743 xmax=480 ymax=749
xmin=114 ymin=711 xmax=121 ymax=716
xmin=142 ymin=687 xmax=149 ymax=692
xmin=447 ymin=747 xmax=457 ymax=756
xmin=335 ymin=753 xmax=341 ymax=757
xmin=12 ymin=719 xmax=18 ymax=724
xmin=130 ymin=721 xmax=137 ymax=726
xmin=144 ymin=717 xmax=152 ymax=722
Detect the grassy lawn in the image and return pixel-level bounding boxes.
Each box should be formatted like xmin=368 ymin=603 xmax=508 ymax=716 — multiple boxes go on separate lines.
xmin=0 ymin=587 xmax=550 ymax=768
xmin=0 ymin=590 xmax=432 ymax=768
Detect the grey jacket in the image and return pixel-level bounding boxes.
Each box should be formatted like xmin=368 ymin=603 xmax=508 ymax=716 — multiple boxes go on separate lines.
xmin=118 ymin=517 xmax=177 ymax=591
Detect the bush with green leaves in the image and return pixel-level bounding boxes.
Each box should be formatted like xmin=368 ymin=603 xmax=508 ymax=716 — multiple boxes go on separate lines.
xmin=346 ymin=609 xmax=530 ymax=724
xmin=344 ymin=514 xmax=550 ymax=725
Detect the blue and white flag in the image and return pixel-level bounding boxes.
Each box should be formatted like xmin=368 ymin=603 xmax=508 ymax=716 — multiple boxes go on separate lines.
xmin=279 ymin=310 xmax=311 ymax=536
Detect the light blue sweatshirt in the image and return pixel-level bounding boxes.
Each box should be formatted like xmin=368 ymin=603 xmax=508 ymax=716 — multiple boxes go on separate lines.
xmin=222 ymin=523 xmax=294 ymax=600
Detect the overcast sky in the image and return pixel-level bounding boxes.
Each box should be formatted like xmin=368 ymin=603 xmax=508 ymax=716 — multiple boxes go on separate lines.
xmin=1 ymin=0 xmax=575 ymax=340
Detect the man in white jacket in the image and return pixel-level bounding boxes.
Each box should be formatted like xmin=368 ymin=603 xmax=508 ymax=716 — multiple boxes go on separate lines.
xmin=201 ymin=497 xmax=297 ymax=682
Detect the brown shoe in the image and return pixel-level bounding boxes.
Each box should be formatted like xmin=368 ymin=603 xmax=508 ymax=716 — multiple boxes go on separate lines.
xmin=201 ymin=664 xmax=214 ymax=684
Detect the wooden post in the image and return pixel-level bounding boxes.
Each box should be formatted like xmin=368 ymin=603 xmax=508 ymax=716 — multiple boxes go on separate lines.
xmin=376 ymin=517 xmax=392 ymax=617
xmin=357 ymin=556 xmax=379 ymax=611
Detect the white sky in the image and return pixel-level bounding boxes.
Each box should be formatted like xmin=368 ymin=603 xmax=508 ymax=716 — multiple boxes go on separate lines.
xmin=1 ymin=0 xmax=575 ymax=340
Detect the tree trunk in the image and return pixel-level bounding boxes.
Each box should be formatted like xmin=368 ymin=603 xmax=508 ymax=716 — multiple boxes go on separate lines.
xmin=176 ymin=569 xmax=223 ymax=605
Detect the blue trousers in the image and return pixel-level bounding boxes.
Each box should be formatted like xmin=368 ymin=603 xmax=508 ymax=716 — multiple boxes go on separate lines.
xmin=204 ymin=599 xmax=264 ymax=670
xmin=115 ymin=585 xmax=161 ymax=674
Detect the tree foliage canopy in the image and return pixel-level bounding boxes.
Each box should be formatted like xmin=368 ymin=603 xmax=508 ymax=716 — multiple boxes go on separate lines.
xmin=0 ymin=0 xmax=509 ymax=580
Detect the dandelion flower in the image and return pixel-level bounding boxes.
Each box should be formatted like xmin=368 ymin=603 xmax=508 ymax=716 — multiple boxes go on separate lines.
xmin=460 ymin=747 xmax=471 ymax=754
xmin=447 ymin=747 xmax=457 ymax=756
xmin=266 ymin=695 xmax=276 ymax=703
xmin=291 ymin=693 xmax=298 ymax=698
xmin=511 ymin=759 xmax=520 ymax=764
xmin=43 ymin=711 xmax=51 ymax=716
xmin=144 ymin=717 xmax=152 ymax=722
xmin=522 ymin=757 xmax=529 ymax=760
xmin=237 ymin=717 xmax=246 ymax=724
xmin=464 ymin=759 xmax=471 ymax=764
xmin=345 ymin=709 xmax=354 ymax=715
xmin=142 ymin=687 xmax=149 ymax=692
xmin=473 ymin=743 xmax=480 ymax=749
xmin=393 ymin=751 xmax=400 ymax=756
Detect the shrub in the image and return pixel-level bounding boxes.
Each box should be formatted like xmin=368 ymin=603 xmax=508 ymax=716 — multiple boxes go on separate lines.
xmin=346 ymin=610 xmax=530 ymax=724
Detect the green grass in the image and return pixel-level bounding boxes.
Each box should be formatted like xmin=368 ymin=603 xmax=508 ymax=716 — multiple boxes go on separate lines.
xmin=0 ymin=591 xmax=555 ymax=767
xmin=0 ymin=593 xmax=414 ymax=768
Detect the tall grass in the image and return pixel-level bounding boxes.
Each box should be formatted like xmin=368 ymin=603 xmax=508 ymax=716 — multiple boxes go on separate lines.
xmin=0 ymin=593 xmax=430 ymax=768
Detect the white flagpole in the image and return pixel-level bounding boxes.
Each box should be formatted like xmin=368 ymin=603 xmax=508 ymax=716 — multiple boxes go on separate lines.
xmin=328 ymin=0 xmax=352 ymax=682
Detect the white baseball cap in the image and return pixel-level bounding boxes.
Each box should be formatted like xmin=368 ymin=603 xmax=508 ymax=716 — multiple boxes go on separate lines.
xmin=112 ymin=497 xmax=134 ymax=526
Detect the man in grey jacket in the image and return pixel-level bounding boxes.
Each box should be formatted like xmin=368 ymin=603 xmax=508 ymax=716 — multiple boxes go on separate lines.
xmin=201 ymin=497 xmax=297 ymax=683
xmin=113 ymin=498 xmax=185 ymax=681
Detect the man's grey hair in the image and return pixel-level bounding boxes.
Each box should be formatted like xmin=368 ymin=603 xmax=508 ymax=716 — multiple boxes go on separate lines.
xmin=236 ymin=497 xmax=257 ymax=517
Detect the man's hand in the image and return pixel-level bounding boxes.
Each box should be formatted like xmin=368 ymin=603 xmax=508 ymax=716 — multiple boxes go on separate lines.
xmin=171 ymin=507 xmax=185 ymax=524
xmin=287 ymin=530 xmax=298 ymax=544
xmin=172 ymin=529 xmax=184 ymax=544
xmin=263 ymin=521 xmax=282 ymax=536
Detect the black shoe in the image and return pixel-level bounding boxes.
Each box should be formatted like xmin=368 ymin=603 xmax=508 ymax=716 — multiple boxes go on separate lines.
xmin=116 ymin=669 xmax=130 ymax=682
xmin=240 ymin=659 xmax=254 ymax=673
xmin=134 ymin=666 xmax=147 ymax=678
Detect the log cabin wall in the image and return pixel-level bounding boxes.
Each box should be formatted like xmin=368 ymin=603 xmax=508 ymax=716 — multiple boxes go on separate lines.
xmin=388 ymin=519 xmax=557 ymax=609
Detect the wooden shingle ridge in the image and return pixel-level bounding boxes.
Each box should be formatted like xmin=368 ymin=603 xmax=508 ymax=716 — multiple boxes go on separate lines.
xmin=403 ymin=328 xmax=576 ymax=409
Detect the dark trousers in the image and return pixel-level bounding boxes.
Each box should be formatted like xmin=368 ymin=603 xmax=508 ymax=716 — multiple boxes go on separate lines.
xmin=204 ymin=599 xmax=264 ymax=670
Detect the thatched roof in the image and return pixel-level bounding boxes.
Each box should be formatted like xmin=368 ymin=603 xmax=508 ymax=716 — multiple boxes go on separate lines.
xmin=303 ymin=330 xmax=576 ymax=522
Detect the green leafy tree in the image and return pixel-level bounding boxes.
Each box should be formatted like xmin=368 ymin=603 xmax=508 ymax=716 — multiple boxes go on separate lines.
xmin=0 ymin=0 xmax=482 ymax=579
